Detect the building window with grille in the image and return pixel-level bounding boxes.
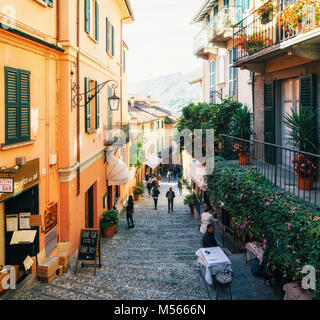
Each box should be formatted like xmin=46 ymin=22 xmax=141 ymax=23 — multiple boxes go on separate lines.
xmin=5 ymin=67 xmax=31 ymax=145
xmin=228 ymin=49 xmax=238 ymax=99
xmin=209 ymin=60 xmax=216 ymax=103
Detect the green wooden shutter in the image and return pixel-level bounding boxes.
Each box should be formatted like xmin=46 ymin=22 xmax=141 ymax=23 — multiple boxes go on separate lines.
xmin=85 ymin=77 xmax=91 ymax=132
xmin=264 ymin=81 xmax=275 ymax=164
xmin=20 ymin=70 xmax=31 ymax=141
xmin=5 ymin=67 xmax=30 ymax=145
xmin=95 ymin=1 xmax=99 ymax=41
xmin=123 ymin=50 xmax=126 ymax=73
xmin=300 ymin=74 xmax=315 ymax=114
xmin=5 ymin=67 xmax=19 ymax=144
xmin=85 ymin=0 xmax=90 ymax=33
xmin=112 ymin=26 xmax=115 ymax=56
xmin=106 ymin=18 xmax=110 ymax=52
xmin=95 ymin=81 xmax=100 ymax=129
xmin=46 ymin=0 xmax=54 ymax=7
xmin=108 ymin=86 xmax=112 ymax=128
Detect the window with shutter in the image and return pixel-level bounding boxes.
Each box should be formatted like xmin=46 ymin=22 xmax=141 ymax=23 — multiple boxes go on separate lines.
xmin=95 ymin=81 xmax=100 ymax=129
xmin=106 ymin=18 xmax=110 ymax=53
xmin=85 ymin=0 xmax=91 ymax=33
xmin=264 ymin=81 xmax=276 ymax=164
xmin=112 ymin=26 xmax=115 ymax=56
xmin=95 ymin=1 xmax=99 ymax=41
xmin=5 ymin=67 xmax=30 ymax=145
xmin=85 ymin=77 xmax=91 ymax=132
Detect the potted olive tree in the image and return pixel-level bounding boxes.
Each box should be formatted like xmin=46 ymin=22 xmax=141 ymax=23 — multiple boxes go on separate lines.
xmin=100 ymin=209 xmax=119 ymax=238
xmin=184 ymin=194 xmax=195 ymax=215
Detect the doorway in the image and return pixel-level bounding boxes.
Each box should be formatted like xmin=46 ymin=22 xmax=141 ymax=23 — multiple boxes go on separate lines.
xmin=4 ymin=186 xmax=39 ymax=266
xmin=281 ymin=78 xmax=300 ymax=166
xmin=85 ymin=185 xmax=94 ymax=228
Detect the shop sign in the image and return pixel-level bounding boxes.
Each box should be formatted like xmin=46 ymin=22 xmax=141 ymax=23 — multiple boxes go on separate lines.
xmin=0 ymin=159 xmax=39 ymax=202
xmin=0 ymin=178 xmax=14 ymax=193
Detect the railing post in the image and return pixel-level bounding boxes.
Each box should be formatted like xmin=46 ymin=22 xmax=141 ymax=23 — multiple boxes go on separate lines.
xmin=274 ymin=146 xmax=278 ymax=186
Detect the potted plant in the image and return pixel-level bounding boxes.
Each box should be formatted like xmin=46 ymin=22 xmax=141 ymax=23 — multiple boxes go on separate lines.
xmin=100 ymin=209 xmax=119 ymax=238
xmin=233 ymin=143 xmax=250 ymax=165
xmin=257 ymin=1 xmax=274 ymax=24
xmin=133 ymin=182 xmax=144 ymax=201
xmin=284 ymin=107 xmax=318 ymax=190
xmin=292 ymin=154 xmax=317 ymax=190
xmin=184 ymin=194 xmax=194 ymax=215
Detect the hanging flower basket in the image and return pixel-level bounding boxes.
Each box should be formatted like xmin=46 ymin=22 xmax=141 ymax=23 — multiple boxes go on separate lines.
xmin=257 ymin=1 xmax=274 ymax=24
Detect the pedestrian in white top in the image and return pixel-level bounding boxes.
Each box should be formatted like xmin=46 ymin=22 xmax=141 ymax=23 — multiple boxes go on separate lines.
xmin=200 ymin=207 xmax=217 ymax=234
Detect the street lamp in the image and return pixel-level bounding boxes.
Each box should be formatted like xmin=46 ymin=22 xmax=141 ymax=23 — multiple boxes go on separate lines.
xmin=72 ymin=79 xmax=120 ymax=110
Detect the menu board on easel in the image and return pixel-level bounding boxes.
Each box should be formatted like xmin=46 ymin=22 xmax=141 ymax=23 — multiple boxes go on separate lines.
xmin=74 ymin=229 xmax=101 ymax=276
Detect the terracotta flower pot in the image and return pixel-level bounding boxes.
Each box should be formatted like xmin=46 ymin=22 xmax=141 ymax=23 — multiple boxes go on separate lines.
xmin=239 ymin=153 xmax=250 ymax=165
xmin=295 ymin=173 xmax=315 ymax=191
xmin=134 ymin=194 xmax=140 ymax=201
xmin=104 ymin=225 xmax=118 ymax=238
xmin=189 ymin=205 xmax=194 ymax=215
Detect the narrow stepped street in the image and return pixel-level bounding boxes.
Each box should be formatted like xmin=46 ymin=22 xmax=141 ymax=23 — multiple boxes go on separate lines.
xmin=11 ymin=180 xmax=210 ymax=300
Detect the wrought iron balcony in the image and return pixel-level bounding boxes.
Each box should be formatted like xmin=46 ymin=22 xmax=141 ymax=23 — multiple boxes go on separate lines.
xmin=193 ymin=28 xmax=218 ymax=59
xmin=232 ymin=0 xmax=320 ymax=65
xmin=209 ymin=6 xmax=243 ymax=44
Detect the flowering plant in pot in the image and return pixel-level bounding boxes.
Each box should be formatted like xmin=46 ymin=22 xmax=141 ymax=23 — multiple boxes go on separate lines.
xmin=100 ymin=209 xmax=119 ymax=238
xmin=235 ymin=33 xmax=273 ymax=55
xmin=292 ymin=154 xmax=317 ymax=190
xmin=233 ymin=144 xmax=250 ymax=165
xmin=184 ymin=194 xmax=194 ymax=215
xmin=133 ymin=182 xmax=144 ymax=201
xmin=257 ymin=1 xmax=274 ymax=24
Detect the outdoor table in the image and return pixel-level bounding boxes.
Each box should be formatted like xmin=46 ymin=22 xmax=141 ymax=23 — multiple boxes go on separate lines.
xmin=196 ymin=247 xmax=232 ymax=286
xmin=283 ymin=282 xmax=313 ymax=300
xmin=245 ymin=242 xmax=264 ymax=264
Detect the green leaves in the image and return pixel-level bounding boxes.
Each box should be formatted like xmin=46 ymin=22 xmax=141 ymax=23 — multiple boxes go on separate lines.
xmin=283 ymin=107 xmax=318 ymax=153
xmin=230 ymin=104 xmax=253 ymax=139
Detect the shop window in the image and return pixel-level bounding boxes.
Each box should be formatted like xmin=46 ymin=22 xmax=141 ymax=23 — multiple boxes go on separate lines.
xmin=5 ymin=67 xmax=31 ymax=145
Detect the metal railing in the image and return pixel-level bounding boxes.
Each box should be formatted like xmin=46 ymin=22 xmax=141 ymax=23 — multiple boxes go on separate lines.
xmin=233 ymin=0 xmax=320 ymax=62
xmin=193 ymin=191 xmax=202 ymax=217
xmin=221 ymin=134 xmax=320 ymax=208
xmin=193 ymin=28 xmax=209 ymax=55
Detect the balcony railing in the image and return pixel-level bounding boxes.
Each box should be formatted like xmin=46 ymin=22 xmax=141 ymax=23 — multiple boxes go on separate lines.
xmin=221 ymin=134 xmax=320 ymax=208
xmin=209 ymin=6 xmax=243 ymax=41
xmin=233 ymin=0 xmax=320 ymax=62
xmin=193 ymin=28 xmax=209 ymax=55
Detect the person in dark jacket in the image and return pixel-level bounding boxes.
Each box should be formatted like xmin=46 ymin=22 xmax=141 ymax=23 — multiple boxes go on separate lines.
xmin=202 ymin=224 xmax=218 ymax=247
xmin=147 ymin=180 xmax=152 ymax=196
xmin=126 ymin=195 xmax=134 ymax=228
xmin=166 ymin=187 xmax=176 ymax=213
xmin=152 ymin=186 xmax=160 ymax=210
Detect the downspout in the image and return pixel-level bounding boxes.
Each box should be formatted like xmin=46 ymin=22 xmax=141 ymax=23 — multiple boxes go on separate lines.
xmin=76 ymin=0 xmax=81 ymax=196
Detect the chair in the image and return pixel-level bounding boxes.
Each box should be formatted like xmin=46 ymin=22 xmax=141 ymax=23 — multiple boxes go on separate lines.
xmin=214 ymin=270 xmax=233 ymax=300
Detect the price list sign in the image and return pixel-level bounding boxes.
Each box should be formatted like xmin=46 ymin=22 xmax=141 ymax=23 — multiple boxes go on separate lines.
xmin=75 ymin=228 xmax=101 ymax=276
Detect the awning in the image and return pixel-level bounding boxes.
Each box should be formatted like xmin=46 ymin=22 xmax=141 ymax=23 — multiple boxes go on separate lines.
xmin=189 ymin=160 xmax=208 ymax=191
xmin=144 ymin=154 xmax=162 ymax=170
xmin=106 ymin=149 xmax=129 ymax=186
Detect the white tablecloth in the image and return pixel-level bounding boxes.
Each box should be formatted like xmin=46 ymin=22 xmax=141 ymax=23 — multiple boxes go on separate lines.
xmin=196 ymin=247 xmax=232 ymax=285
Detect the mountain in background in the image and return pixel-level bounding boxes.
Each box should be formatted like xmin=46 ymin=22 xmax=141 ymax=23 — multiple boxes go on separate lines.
xmin=129 ymin=67 xmax=202 ymax=114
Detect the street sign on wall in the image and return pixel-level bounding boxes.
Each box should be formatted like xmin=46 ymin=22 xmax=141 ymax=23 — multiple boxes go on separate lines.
xmin=0 ymin=178 xmax=14 ymax=193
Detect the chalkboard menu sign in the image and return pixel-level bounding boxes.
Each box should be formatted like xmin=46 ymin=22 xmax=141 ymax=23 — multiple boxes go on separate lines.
xmin=75 ymin=228 xmax=101 ymax=276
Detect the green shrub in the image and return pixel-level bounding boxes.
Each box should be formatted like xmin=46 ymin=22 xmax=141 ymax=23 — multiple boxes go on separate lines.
xmin=184 ymin=194 xmax=194 ymax=207
xmin=100 ymin=209 xmax=119 ymax=229
xmin=206 ymin=157 xmax=320 ymax=298
xmin=133 ymin=182 xmax=144 ymax=195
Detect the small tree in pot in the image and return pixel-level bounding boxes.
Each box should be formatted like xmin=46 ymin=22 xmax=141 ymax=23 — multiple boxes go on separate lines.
xmin=184 ymin=194 xmax=195 ymax=215
xmin=100 ymin=209 xmax=119 ymax=238
xmin=133 ymin=182 xmax=144 ymax=201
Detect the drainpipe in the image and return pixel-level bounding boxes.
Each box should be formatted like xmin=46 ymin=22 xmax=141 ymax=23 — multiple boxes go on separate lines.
xmin=76 ymin=0 xmax=81 ymax=196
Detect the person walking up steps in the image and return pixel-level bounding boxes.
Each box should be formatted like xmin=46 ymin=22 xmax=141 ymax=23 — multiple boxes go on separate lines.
xmin=152 ymin=186 xmax=160 ymax=210
xmin=178 ymin=179 xmax=183 ymax=195
xmin=166 ymin=187 xmax=175 ymax=213
xmin=126 ymin=195 xmax=134 ymax=229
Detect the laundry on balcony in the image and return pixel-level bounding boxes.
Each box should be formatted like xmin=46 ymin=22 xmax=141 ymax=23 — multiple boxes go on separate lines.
xmin=189 ymin=160 xmax=208 ymax=191
xmin=106 ymin=149 xmax=129 ymax=186
xmin=144 ymin=154 xmax=162 ymax=170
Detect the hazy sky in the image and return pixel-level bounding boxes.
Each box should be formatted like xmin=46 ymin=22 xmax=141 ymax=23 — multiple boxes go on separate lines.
xmin=123 ymin=0 xmax=202 ymax=83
